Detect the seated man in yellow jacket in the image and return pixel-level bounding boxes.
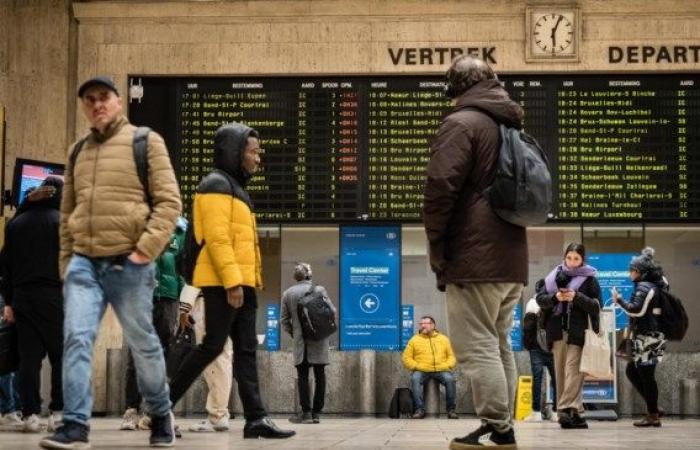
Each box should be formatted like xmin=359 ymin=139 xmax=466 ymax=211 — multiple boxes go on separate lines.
xmin=402 ymin=315 xmax=458 ymax=419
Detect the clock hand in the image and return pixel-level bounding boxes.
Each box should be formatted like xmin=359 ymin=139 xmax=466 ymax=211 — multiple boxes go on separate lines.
xmin=551 ymin=16 xmax=564 ymax=47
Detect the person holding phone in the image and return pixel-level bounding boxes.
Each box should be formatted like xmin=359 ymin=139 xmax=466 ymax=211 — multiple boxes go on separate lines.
xmin=535 ymin=243 xmax=601 ymax=429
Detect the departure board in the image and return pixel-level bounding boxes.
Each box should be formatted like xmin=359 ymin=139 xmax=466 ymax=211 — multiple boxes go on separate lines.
xmin=128 ymin=75 xmax=700 ymax=223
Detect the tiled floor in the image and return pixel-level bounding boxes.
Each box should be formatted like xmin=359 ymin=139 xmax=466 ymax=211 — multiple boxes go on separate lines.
xmin=1 ymin=416 xmax=698 ymax=449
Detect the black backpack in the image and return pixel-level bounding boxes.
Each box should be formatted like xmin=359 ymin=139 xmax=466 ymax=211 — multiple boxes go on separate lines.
xmin=70 ymin=127 xmax=152 ymax=207
xmin=656 ymin=290 xmax=689 ymax=341
xmin=464 ymin=107 xmax=553 ymax=227
xmin=297 ymin=284 xmax=337 ymax=341
xmin=388 ymin=388 xmax=414 ymax=418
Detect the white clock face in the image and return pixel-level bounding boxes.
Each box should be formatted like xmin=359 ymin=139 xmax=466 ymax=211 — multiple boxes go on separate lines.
xmin=533 ymin=13 xmax=574 ymax=55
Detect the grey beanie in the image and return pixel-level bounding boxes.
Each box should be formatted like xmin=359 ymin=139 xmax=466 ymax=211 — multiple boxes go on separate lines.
xmin=629 ymin=247 xmax=660 ymax=275
xmin=293 ymin=262 xmax=312 ymax=281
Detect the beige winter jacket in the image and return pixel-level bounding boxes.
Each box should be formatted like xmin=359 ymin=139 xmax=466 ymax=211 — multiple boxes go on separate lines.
xmin=59 ymin=116 xmax=182 ymax=276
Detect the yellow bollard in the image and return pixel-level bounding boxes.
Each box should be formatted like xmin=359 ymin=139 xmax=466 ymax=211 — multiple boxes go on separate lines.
xmin=515 ymin=375 xmax=533 ymax=421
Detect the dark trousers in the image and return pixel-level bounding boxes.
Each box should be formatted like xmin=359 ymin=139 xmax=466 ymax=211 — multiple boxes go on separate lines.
xmin=297 ymin=355 xmax=326 ymax=414
xmin=125 ymin=299 xmax=178 ymax=410
xmin=626 ymin=362 xmax=658 ymax=414
xmin=530 ymin=348 xmax=556 ymax=412
xmin=15 ymin=301 xmax=63 ymax=416
xmin=169 ymin=286 xmax=266 ymax=421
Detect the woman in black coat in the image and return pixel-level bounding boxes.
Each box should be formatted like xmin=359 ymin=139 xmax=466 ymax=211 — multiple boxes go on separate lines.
xmin=613 ymin=247 xmax=667 ymax=428
xmin=535 ymin=243 xmax=601 ymax=429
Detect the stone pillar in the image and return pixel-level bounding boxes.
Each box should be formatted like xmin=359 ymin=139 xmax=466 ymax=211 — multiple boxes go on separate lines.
xmin=680 ymin=379 xmax=699 ymax=417
xmin=358 ymin=350 xmax=376 ymax=414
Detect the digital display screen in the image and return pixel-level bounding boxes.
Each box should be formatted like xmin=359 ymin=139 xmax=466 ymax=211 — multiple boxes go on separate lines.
xmin=128 ymin=74 xmax=700 ymax=223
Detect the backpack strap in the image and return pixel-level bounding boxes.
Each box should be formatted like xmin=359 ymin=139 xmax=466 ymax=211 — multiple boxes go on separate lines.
xmin=133 ymin=126 xmax=151 ymax=208
xmin=68 ymin=137 xmax=88 ymax=183
xmin=68 ymin=127 xmax=151 ymax=209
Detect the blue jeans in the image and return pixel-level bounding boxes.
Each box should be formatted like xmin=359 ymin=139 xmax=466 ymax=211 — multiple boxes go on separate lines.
xmin=411 ymin=371 xmax=457 ymax=411
xmin=529 ymin=348 xmax=556 ymax=412
xmin=62 ymin=255 xmax=171 ymax=425
xmin=0 ymin=372 xmax=21 ymax=414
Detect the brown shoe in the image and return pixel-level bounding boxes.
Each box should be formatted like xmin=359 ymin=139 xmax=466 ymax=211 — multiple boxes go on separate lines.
xmin=633 ymin=414 xmax=661 ymax=427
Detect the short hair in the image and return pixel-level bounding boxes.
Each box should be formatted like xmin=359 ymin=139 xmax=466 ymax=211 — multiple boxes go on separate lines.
xmin=420 ymin=315 xmax=436 ymax=325
xmin=293 ymin=262 xmax=312 ymax=281
xmin=445 ymin=55 xmax=497 ymax=98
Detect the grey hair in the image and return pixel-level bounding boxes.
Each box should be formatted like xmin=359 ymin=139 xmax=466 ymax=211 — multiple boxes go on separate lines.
xmin=293 ymin=262 xmax=312 ymax=281
xmin=446 ymin=55 xmax=497 ymax=98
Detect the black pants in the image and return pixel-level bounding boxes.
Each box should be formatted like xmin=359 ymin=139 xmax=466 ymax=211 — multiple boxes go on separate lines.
xmin=125 ymin=299 xmax=178 ymax=410
xmin=14 ymin=300 xmax=63 ymax=416
xmin=626 ymin=362 xmax=658 ymax=414
xmin=297 ymin=354 xmax=326 ymax=414
xmin=169 ymin=286 xmax=266 ymax=421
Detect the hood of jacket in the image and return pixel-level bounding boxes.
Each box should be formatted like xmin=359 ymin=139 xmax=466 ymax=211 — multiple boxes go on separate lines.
xmin=213 ymin=122 xmax=257 ymax=186
xmin=454 ymin=79 xmax=524 ymax=129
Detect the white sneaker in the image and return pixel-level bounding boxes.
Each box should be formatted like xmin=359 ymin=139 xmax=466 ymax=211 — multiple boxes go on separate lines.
xmin=0 ymin=411 xmax=23 ymax=430
xmin=47 ymin=410 xmax=63 ymax=432
xmin=189 ymin=415 xmax=230 ymax=432
xmin=23 ymin=414 xmax=42 ymax=433
xmin=138 ymin=413 xmax=151 ymax=430
xmin=120 ymin=408 xmax=139 ymax=431
xmin=189 ymin=419 xmax=215 ymax=433
xmin=523 ymin=411 xmax=544 ymax=422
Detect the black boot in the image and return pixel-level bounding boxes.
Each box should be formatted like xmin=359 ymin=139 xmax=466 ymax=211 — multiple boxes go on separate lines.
xmin=558 ymin=408 xmax=574 ymax=429
xmin=244 ymin=416 xmax=296 ymax=439
xmin=570 ymin=411 xmax=588 ymax=429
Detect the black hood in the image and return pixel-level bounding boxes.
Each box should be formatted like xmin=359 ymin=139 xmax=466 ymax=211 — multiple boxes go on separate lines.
xmin=16 ymin=176 xmax=63 ymax=215
xmin=213 ymin=122 xmax=258 ymax=186
xmin=454 ymin=79 xmax=524 ymax=129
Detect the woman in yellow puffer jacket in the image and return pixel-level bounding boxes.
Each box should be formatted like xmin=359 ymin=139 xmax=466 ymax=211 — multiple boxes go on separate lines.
xmin=168 ymin=122 xmax=294 ymax=440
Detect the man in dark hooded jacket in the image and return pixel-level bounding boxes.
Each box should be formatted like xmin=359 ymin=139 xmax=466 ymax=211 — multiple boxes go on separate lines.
xmin=168 ymin=122 xmax=295 ymax=439
xmin=1 ymin=177 xmax=64 ymax=433
xmin=423 ymin=56 xmax=527 ymax=449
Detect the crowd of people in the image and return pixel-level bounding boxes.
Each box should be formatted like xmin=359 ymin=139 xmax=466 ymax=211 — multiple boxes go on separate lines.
xmin=0 ymin=56 xmax=675 ymax=450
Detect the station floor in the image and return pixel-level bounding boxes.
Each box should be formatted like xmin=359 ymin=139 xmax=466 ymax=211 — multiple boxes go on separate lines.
xmin=1 ymin=416 xmax=699 ymax=450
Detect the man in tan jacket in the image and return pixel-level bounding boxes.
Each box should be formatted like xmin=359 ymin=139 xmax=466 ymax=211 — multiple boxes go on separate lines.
xmin=41 ymin=76 xmax=181 ymax=450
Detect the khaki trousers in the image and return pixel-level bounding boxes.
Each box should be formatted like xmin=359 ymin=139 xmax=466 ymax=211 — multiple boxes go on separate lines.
xmin=193 ymin=297 xmax=233 ymax=420
xmin=446 ymin=282 xmax=523 ymax=432
xmin=551 ymin=333 xmax=585 ymax=414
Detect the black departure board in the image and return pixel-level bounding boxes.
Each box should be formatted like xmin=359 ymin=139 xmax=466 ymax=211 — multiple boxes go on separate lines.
xmin=128 ymin=75 xmax=700 ymax=223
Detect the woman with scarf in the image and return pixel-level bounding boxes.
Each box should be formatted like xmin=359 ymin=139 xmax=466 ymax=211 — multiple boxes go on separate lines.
xmin=613 ymin=247 xmax=667 ymax=428
xmin=535 ymin=243 xmax=601 ymax=429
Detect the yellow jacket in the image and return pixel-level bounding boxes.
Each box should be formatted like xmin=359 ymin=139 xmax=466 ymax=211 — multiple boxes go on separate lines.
xmin=402 ymin=331 xmax=457 ymax=372
xmin=191 ymin=171 xmax=263 ymax=289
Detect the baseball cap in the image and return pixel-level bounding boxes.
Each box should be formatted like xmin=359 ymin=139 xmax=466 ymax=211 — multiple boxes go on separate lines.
xmin=78 ymin=76 xmax=119 ymax=98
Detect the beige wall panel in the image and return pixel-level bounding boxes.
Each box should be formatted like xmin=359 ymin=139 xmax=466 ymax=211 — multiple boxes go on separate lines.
xmin=584 ymin=16 xmax=700 ymax=40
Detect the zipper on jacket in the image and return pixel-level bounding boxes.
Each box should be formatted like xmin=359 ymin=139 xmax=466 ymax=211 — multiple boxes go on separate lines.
xmin=88 ymin=144 xmax=101 ymax=255
xmin=429 ymin=334 xmax=437 ymax=371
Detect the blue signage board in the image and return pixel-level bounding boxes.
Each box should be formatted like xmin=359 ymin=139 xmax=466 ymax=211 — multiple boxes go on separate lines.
xmin=510 ymin=303 xmax=523 ymax=351
xmin=340 ymin=225 xmax=401 ymax=351
xmin=401 ymin=305 xmax=414 ymax=350
xmin=588 ymin=253 xmax=635 ymax=331
xmin=266 ymin=304 xmax=280 ymax=351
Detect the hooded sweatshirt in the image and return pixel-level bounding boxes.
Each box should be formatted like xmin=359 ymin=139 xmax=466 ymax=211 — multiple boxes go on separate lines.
xmin=191 ymin=123 xmax=263 ymax=289
xmin=423 ymin=79 xmax=528 ymax=289
xmin=1 ymin=177 xmax=64 ymax=307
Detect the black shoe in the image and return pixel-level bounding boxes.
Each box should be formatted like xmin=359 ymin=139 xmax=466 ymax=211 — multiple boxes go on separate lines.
xmin=412 ymin=409 xmax=426 ymax=419
xmin=449 ymin=423 xmax=517 ymax=449
xmin=40 ymin=421 xmax=90 ymax=450
xmin=244 ymin=417 xmax=296 ymax=439
xmin=174 ymin=425 xmax=182 ymax=439
xmin=311 ymin=413 xmax=320 ymax=424
xmin=288 ymin=412 xmax=313 ymax=424
xmin=570 ymin=413 xmax=588 ymax=429
xmin=149 ymin=411 xmax=175 ymax=447
xmin=558 ymin=409 xmax=574 ymax=429
xmin=447 ymin=410 xmax=459 ymax=419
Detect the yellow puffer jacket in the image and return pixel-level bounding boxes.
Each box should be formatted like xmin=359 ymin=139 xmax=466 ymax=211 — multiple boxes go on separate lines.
xmin=191 ymin=172 xmax=263 ymax=290
xmin=402 ymin=331 xmax=457 ymax=373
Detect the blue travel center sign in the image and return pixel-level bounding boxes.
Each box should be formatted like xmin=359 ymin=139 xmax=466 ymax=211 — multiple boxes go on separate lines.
xmin=340 ymin=225 xmax=401 ymax=351
xmin=588 ymin=253 xmax=635 ymax=331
